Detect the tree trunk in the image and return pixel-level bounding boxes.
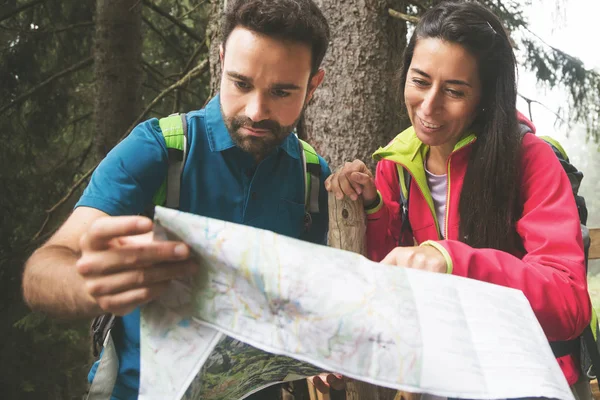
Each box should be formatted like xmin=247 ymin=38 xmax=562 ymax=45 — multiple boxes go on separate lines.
xmin=93 ymin=0 xmax=143 ymax=158
xmin=208 ymin=0 xmax=226 ymax=98
xmin=305 ymin=0 xmax=409 ymax=171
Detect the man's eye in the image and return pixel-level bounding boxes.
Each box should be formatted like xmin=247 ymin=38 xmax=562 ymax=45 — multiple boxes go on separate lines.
xmin=234 ymin=81 xmax=251 ymax=90
xmin=272 ymin=89 xmax=290 ymax=98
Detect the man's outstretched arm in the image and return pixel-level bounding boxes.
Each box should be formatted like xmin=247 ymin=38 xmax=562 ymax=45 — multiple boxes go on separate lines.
xmin=22 ymin=207 xmax=196 ymax=319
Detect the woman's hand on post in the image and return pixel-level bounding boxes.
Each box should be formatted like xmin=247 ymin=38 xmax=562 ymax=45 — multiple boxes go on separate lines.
xmin=381 ymin=245 xmax=448 ymax=273
xmin=324 ymin=160 xmax=378 ymax=205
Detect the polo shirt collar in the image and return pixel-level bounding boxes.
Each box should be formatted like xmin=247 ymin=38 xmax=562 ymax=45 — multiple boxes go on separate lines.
xmin=204 ymin=94 xmax=300 ymax=160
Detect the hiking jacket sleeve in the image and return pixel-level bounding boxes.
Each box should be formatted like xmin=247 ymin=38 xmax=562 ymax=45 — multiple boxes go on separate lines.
xmin=442 ymin=134 xmax=590 ymax=342
xmin=366 ymin=134 xmax=590 ymax=343
xmin=365 ymin=160 xmax=413 ymax=260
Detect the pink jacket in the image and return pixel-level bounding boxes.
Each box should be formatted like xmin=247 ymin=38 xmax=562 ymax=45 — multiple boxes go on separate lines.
xmin=365 ymin=118 xmax=591 ymax=385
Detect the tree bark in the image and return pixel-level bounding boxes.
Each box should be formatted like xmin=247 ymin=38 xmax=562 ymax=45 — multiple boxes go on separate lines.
xmin=93 ymin=0 xmax=143 ymax=158
xmin=207 ymin=0 xmax=226 ymax=98
xmin=305 ymin=0 xmax=409 ymax=171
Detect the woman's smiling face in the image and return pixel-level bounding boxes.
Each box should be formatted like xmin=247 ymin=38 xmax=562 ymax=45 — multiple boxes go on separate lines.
xmin=404 ymin=37 xmax=482 ymax=150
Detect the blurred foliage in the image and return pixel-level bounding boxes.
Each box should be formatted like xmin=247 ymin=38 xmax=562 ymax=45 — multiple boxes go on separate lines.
xmin=1 ymin=0 xmax=211 ymax=398
xmin=1 ymin=0 xmax=599 ymax=398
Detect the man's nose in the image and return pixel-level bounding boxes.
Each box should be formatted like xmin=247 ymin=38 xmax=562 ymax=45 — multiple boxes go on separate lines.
xmin=245 ymin=93 xmax=270 ymax=122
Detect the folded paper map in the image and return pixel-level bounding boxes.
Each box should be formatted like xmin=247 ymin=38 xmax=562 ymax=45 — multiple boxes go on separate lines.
xmin=139 ymin=206 xmax=574 ymax=400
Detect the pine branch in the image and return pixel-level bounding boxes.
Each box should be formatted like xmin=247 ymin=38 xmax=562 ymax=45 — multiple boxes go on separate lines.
xmin=125 ymin=58 xmax=209 ymax=137
xmin=177 ymin=0 xmax=208 ymax=21
xmin=523 ymin=26 xmax=583 ymax=66
xmin=37 ymin=21 xmax=94 ymax=34
xmin=183 ymin=43 xmax=207 ymax=74
xmin=142 ymin=16 xmax=188 ymax=56
xmin=0 ymin=0 xmax=46 ymax=24
xmin=405 ymin=0 xmax=427 ymax=12
xmin=45 ymin=122 xmax=94 ymax=176
xmin=0 ymin=56 xmax=94 ymax=115
xmin=143 ymin=61 xmax=176 ymax=82
xmin=518 ymin=92 xmax=567 ymax=125
xmin=31 ymin=59 xmax=210 ymax=241
xmin=388 ymin=8 xmax=420 ymax=24
xmin=142 ymin=0 xmax=204 ymax=43
xmin=0 ymin=21 xmax=94 ymax=34
xmin=129 ymin=0 xmax=143 ymax=12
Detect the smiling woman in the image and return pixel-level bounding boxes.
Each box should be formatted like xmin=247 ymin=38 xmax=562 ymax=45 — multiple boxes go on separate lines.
xmin=403 ymin=38 xmax=482 ymax=175
xmin=325 ymin=1 xmax=594 ymax=398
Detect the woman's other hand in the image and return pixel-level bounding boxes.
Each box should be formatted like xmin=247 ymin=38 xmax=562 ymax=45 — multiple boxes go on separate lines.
xmin=381 ymin=245 xmax=448 ymax=274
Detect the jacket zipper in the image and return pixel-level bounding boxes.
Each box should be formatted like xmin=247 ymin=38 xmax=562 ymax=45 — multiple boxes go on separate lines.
xmin=444 ymin=141 xmax=476 ymax=239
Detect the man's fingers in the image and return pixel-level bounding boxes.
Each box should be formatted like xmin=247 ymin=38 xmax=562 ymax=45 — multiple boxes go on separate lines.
xmin=76 ymin=241 xmax=190 ymax=275
xmin=310 ymin=375 xmax=330 ymax=394
xmin=81 ymin=216 xmax=153 ymax=251
xmin=95 ymin=282 xmax=170 ymax=316
xmin=326 ymin=373 xmax=346 ymax=391
xmin=83 ymin=261 xmax=197 ymax=296
xmin=310 ymin=373 xmax=345 ymax=394
xmin=114 ymin=231 xmax=153 ymax=247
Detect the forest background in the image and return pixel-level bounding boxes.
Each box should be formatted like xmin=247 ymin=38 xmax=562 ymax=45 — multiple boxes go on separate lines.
xmin=1 ymin=0 xmax=599 ymax=398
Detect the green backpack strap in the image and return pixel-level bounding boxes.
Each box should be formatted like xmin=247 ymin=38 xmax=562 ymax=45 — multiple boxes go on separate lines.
xmin=539 ymin=135 xmax=569 ymax=161
xmin=152 ymin=113 xmax=188 ymax=208
xmin=298 ymin=138 xmax=321 ymax=215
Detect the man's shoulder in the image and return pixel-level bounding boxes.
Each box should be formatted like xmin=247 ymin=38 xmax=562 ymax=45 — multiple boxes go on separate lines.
xmin=184 ymin=108 xmax=208 ymax=142
xmin=185 ymin=108 xmax=206 ymax=124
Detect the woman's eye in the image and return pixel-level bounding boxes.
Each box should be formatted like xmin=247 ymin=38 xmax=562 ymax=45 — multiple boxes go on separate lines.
xmin=447 ymin=89 xmax=465 ymax=98
xmin=412 ymin=78 xmax=428 ymax=86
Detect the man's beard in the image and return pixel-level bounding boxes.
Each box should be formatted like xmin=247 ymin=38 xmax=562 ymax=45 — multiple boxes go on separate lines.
xmin=222 ymin=107 xmax=304 ymax=161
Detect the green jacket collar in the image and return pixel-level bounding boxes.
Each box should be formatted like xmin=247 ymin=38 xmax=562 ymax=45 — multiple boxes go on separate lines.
xmin=372 ymin=126 xmax=476 ymax=237
xmin=372 ymin=126 xmax=477 ymax=173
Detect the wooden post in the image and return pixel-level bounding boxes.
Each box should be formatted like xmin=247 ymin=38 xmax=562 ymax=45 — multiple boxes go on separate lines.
xmin=328 ymin=192 xmax=367 ymax=255
xmin=326 ymin=193 xmax=419 ymax=400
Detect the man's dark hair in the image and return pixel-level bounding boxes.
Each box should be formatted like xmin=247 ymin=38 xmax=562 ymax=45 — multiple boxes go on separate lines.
xmin=222 ymin=0 xmax=330 ymax=75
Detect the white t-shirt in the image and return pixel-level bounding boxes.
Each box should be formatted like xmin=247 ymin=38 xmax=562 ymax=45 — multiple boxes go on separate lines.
xmin=425 ymin=165 xmax=448 ymax=238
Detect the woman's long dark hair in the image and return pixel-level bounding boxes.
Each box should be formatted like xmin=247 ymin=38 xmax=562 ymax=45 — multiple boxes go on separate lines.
xmin=398 ymin=1 xmax=523 ymax=253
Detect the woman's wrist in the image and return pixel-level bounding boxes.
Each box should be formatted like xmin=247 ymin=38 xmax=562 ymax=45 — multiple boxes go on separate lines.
xmin=363 ymin=192 xmax=381 ymax=210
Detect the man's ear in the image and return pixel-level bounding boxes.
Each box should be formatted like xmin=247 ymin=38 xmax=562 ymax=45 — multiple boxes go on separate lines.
xmin=305 ymin=69 xmax=325 ymax=104
xmin=219 ymin=44 xmax=224 ymax=67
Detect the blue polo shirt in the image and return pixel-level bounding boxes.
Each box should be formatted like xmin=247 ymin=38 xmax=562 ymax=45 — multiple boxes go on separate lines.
xmin=77 ymin=95 xmax=330 ymax=399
